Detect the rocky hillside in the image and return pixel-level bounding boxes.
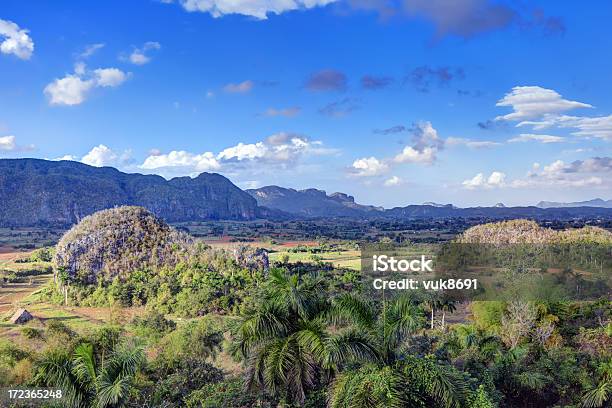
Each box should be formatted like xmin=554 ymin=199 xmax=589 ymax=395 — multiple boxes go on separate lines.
xmin=458 ymin=219 xmax=612 ymax=244
xmin=55 ymin=206 xmax=192 ymax=284
xmin=246 ymin=185 xmax=383 ymax=217
xmin=0 ymin=159 xmax=259 ymax=226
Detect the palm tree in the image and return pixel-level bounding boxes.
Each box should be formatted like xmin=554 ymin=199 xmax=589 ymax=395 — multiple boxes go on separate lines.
xmin=440 ymin=298 xmax=457 ymax=330
xmin=327 ymin=293 xmax=471 ymax=408
xmin=35 ymin=340 xmax=144 ymax=408
xmin=235 ymin=270 xmax=484 ymax=407
xmin=582 ymin=362 xmax=611 ymax=408
xmin=233 ymin=268 xmax=376 ymax=405
xmin=424 ymin=292 xmax=443 ymax=330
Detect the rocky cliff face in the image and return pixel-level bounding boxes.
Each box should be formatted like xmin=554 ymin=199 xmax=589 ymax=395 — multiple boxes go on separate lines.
xmin=246 ymin=185 xmax=382 ymax=217
xmin=0 ymin=159 xmax=258 ymax=227
xmin=54 ymin=206 xmax=192 ymax=284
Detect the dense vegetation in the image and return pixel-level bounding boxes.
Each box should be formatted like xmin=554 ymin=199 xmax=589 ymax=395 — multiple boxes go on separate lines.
xmin=0 ymin=215 xmax=610 ymax=407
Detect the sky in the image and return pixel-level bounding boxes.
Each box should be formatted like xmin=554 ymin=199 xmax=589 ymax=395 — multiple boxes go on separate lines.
xmin=1 ymin=0 xmax=611 ymax=208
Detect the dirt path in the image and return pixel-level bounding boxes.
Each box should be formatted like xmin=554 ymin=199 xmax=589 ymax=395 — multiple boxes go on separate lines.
xmin=0 ymin=274 xmax=52 ymax=314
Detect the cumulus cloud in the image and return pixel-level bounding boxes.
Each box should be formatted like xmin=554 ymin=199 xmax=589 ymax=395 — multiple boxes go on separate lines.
xmin=466 ymin=156 xmax=612 ymax=190
xmin=141 ymin=150 xmax=221 ymax=173
xmin=361 ymin=75 xmax=393 ymax=90
xmin=44 ymin=75 xmax=95 ymax=106
xmin=352 ymin=121 xmax=448 ymax=179
xmin=81 ymin=144 xmax=132 ymax=167
xmin=305 ymin=69 xmax=347 ymax=91
xmin=446 ymin=137 xmax=501 ymax=149
xmin=224 ymin=80 xmax=254 ymax=93
xmin=0 ymin=135 xmax=35 ymax=153
xmin=172 ymin=0 xmax=337 ymax=19
xmin=394 ymin=146 xmax=437 ymax=164
xmin=407 ymin=66 xmax=464 ymax=92
xmin=0 ymin=135 xmax=17 ymax=151
xmin=139 ymin=133 xmax=331 ymax=177
xmin=393 ymin=121 xmax=443 ymax=164
xmin=44 ymin=64 xmax=130 ymax=106
xmin=94 ymin=68 xmax=129 ymax=87
xmin=462 ymin=171 xmax=506 ymax=189
xmin=218 ymin=142 xmax=267 ymax=161
xmin=263 ymin=107 xmax=301 ymax=117
xmin=383 ymin=175 xmax=403 ymax=186
xmin=126 ymin=41 xmax=161 ymax=65
xmin=350 ymin=156 xmax=389 ymax=177
xmin=495 ymin=86 xmax=592 ymax=121
xmin=508 ymin=133 xmax=565 ymax=143
xmin=0 ymin=19 xmax=34 ymax=60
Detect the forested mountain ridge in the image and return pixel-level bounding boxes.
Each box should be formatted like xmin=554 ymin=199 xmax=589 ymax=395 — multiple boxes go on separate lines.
xmin=0 ymin=158 xmax=259 ymax=226
xmin=2 ymin=158 xmax=612 ymax=227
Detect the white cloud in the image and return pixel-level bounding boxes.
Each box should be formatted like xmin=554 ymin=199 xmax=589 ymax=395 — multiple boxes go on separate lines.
xmin=140 ymin=150 xmax=221 ymax=173
xmin=350 ymin=157 xmax=389 ymax=177
xmin=383 ymin=175 xmax=403 ymax=186
xmin=44 ymin=75 xmax=95 ymax=106
xmin=54 ymin=154 xmax=77 ymax=161
xmin=350 ymin=121 xmax=447 ymax=178
xmin=81 ymin=144 xmax=132 ymax=167
xmin=79 ymin=43 xmax=105 ymax=59
xmin=0 ymin=19 xmax=34 ymax=60
xmin=0 ymin=135 xmax=35 ymax=153
xmin=519 ymin=114 xmax=612 ymax=141
xmin=487 ymin=171 xmax=506 ymax=186
xmin=139 ymin=133 xmax=330 ymax=177
xmin=44 ymin=64 xmax=130 ymax=106
xmin=445 ymin=137 xmax=501 ymax=149
xmin=394 ymin=146 xmax=437 ymax=164
xmin=475 ymin=157 xmax=612 ymax=189
xmin=496 ymin=86 xmax=592 ymax=121
xmin=393 ymin=121 xmax=443 ymax=164
xmin=462 ymin=171 xmax=506 ymax=189
xmin=93 ymin=68 xmax=129 ymax=87
xmin=0 ymin=135 xmax=16 ymax=151
xmin=218 ymin=142 xmax=267 ymax=161
xmin=127 ymin=41 xmax=161 ymax=65
xmin=508 ymin=133 xmax=565 ymax=144
xmin=223 ymin=80 xmax=254 ymax=93
xmin=174 ymin=0 xmax=337 ymax=19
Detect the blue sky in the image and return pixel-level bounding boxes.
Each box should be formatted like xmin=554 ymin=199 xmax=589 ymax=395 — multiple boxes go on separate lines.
xmin=1 ymin=0 xmax=611 ymax=207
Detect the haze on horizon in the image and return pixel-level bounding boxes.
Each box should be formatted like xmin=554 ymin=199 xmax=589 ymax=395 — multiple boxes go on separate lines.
xmin=1 ymin=0 xmax=611 ymax=208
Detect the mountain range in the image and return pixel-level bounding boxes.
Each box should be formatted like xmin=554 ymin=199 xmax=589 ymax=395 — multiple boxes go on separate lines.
xmin=246 ymin=186 xmax=383 ymax=217
xmin=537 ymin=198 xmax=612 ymax=209
xmin=1 ymin=158 xmax=611 ymax=227
xmin=0 ymin=159 xmax=259 ymax=227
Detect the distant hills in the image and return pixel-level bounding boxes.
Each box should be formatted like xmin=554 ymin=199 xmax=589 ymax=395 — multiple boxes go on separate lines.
xmin=0 ymin=159 xmax=259 ymax=227
xmin=537 ymin=198 xmax=612 ymax=209
xmin=246 ymin=186 xmax=383 ymax=217
xmin=1 ymin=158 xmax=611 ymax=227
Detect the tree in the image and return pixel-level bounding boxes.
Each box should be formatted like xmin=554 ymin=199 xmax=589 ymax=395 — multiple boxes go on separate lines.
xmin=35 ymin=340 xmax=144 ymax=408
xmin=233 ymin=268 xmax=376 ymax=405
xmin=328 ymin=293 xmax=472 ymax=408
